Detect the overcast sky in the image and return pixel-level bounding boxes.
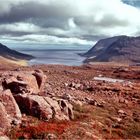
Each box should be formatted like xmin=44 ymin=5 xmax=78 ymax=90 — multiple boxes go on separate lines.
xmin=0 ymin=0 xmax=140 ymax=46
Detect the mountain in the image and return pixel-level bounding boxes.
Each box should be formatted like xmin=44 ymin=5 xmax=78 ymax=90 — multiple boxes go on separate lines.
xmin=83 ymin=35 xmax=140 ymax=64
xmin=0 ymin=43 xmax=34 ymax=60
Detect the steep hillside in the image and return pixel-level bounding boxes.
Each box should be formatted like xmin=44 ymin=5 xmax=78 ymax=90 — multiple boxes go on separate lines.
xmin=84 ymin=36 xmax=140 ymax=64
xmin=0 ymin=43 xmax=34 ymax=60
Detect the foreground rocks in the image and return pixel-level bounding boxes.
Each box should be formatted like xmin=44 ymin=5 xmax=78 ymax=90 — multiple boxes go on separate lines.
xmin=0 ymin=69 xmax=74 ymax=137
xmin=0 ymin=90 xmax=21 ymax=133
xmin=0 ymin=102 xmax=11 ymax=132
xmin=0 ymin=64 xmax=140 ymax=139
xmin=15 ymin=94 xmax=74 ymax=121
xmin=2 ymin=71 xmax=41 ymax=94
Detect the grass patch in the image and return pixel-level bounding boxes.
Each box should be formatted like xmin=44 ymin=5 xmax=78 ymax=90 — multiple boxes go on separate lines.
xmin=7 ymin=118 xmax=71 ymax=139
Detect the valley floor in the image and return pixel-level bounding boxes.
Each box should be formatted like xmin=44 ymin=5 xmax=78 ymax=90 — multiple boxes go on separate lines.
xmin=1 ymin=63 xmax=140 ymax=139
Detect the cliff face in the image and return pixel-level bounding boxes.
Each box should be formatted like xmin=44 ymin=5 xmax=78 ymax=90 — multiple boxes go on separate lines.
xmin=0 ymin=43 xmax=34 ymax=60
xmin=84 ymin=36 xmax=140 ymax=64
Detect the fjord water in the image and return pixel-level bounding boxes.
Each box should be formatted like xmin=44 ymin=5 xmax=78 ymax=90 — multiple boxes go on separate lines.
xmin=9 ymin=44 xmax=91 ymax=66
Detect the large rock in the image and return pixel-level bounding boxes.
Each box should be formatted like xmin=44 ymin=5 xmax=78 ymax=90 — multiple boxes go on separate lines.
xmin=0 ymin=90 xmax=21 ymax=125
xmin=2 ymin=72 xmax=40 ymax=94
xmin=15 ymin=94 xmax=53 ymax=120
xmin=2 ymin=70 xmax=46 ymax=95
xmin=58 ymin=99 xmax=74 ymax=120
xmin=0 ymin=102 xmax=11 ymax=132
xmin=14 ymin=94 xmax=74 ymax=121
xmin=32 ymin=69 xmax=46 ymax=92
xmin=45 ymin=97 xmax=74 ymax=120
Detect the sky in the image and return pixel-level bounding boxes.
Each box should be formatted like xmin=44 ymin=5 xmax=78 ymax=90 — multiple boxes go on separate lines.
xmin=0 ymin=0 xmax=140 ymax=46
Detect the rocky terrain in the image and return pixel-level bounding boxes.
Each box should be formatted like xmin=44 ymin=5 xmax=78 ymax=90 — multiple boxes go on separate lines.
xmin=83 ymin=36 xmax=140 ymax=64
xmin=0 ymin=63 xmax=140 ymax=139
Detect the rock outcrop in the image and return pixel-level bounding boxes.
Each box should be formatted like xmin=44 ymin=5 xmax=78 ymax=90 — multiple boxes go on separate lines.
xmin=2 ymin=69 xmax=46 ymax=94
xmin=0 ymin=102 xmax=11 ymax=132
xmin=2 ymin=72 xmax=39 ymax=94
xmin=0 ymin=69 xmax=74 ymax=137
xmin=0 ymin=90 xmax=21 ymax=122
xmin=0 ymin=69 xmax=74 ymax=133
xmin=14 ymin=95 xmax=74 ymax=121
xmin=0 ymin=89 xmax=21 ymax=134
xmin=32 ymin=69 xmax=46 ymax=91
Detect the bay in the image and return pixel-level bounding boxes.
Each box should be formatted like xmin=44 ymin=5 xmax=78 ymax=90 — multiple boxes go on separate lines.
xmin=11 ymin=44 xmax=91 ymax=66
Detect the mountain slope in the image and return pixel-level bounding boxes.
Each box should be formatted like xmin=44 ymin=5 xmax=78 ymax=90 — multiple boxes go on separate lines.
xmin=84 ymin=36 xmax=140 ymax=64
xmin=0 ymin=43 xmax=34 ymax=60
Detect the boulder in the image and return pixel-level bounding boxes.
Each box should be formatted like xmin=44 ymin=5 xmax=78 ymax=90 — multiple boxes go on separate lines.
xmin=14 ymin=94 xmax=74 ymax=121
xmin=45 ymin=97 xmax=74 ymax=120
xmin=44 ymin=97 xmax=68 ymax=120
xmin=2 ymin=70 xmax=46 ymax=95
xmin=14 ymin=94 xmax=53 ymax=120
xmin=0 ymin=102 xmax=11 ymax=132
xmin=0 ymin=90 xmax=21 ymax=119
xmin=58 ymin=99 xmax=74 ymax=120
xmin=32 ymin=69 xmax=46 ymax=91
xmin=2 ymin=72 xmax=40 ymax=94
xmin=0 ymin=90 xmax=21 ymax=125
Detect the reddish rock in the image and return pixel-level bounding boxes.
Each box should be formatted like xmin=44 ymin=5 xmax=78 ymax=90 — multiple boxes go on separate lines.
xmin=0 ymin=90 xmax=21 ymax=125
xmin=58 ymin=99 xmax=74 ymax=120
xmin=44 ymin=97 xmax=69 ymax=120
xmin=32 ymin=69 xmax=46 ymax=91
xmin=2 ymin=72 xmax=39 ymax=94
xmin=118 ymin=109 xmax=125 ymax=114
xmin=14 ymin=94 xmax=53 ymax=120
xmin=0 ymin=102 xmax=11 ymax=132
xmin=0 ymin=90 xmax=21 ymax=118
xmin=14 ymin=94 xmax=74 ymax=121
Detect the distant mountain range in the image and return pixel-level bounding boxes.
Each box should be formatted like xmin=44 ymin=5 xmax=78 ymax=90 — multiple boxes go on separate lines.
xmin=0 ymin=43 xmax=34 ymax=60
xmin=83 ymin=35 xmax=140 ymax=64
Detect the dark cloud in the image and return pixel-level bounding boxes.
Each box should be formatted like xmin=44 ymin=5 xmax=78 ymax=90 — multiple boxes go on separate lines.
xmin=0 ymin=1 xmax=72 ymax=25
xmin=74 ymin=14 xmax=129 ymax=30
xmin=0 ymin=30 xmax=32 ymax=36
xmin=79 ymin=35 xmax=109 ymax=42
xmin=32 ymin=18 xmax=69 ymax=30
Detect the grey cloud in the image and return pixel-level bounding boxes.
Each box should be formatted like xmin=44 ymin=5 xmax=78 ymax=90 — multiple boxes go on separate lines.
xmin=32 ymin=18 xmax=69 ymax=30
xmin=0 ymin=1 xmax=73 ymax=32
xmin=79 ymin=35 xmax=109 ymax=42
xmin=74 ymin=14 xmax=129 ymax=29
xmin=0 ymin=25 xmax=34 ymax=36
xmin=96 ymin=15 xmax=129 ymax=27
xmin=0 ymin=30 xmax=32 ymax=36
xmin=0 ymin=1 xmax=72 ymax=24
xmin=0 ymin=0 xmax=140 ymax=45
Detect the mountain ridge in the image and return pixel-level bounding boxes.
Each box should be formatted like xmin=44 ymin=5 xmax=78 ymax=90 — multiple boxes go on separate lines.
xmin=0 ymin=43 xmax=34 ymax=61
xmin=83 ymin=35 xmax=140 ymax=64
